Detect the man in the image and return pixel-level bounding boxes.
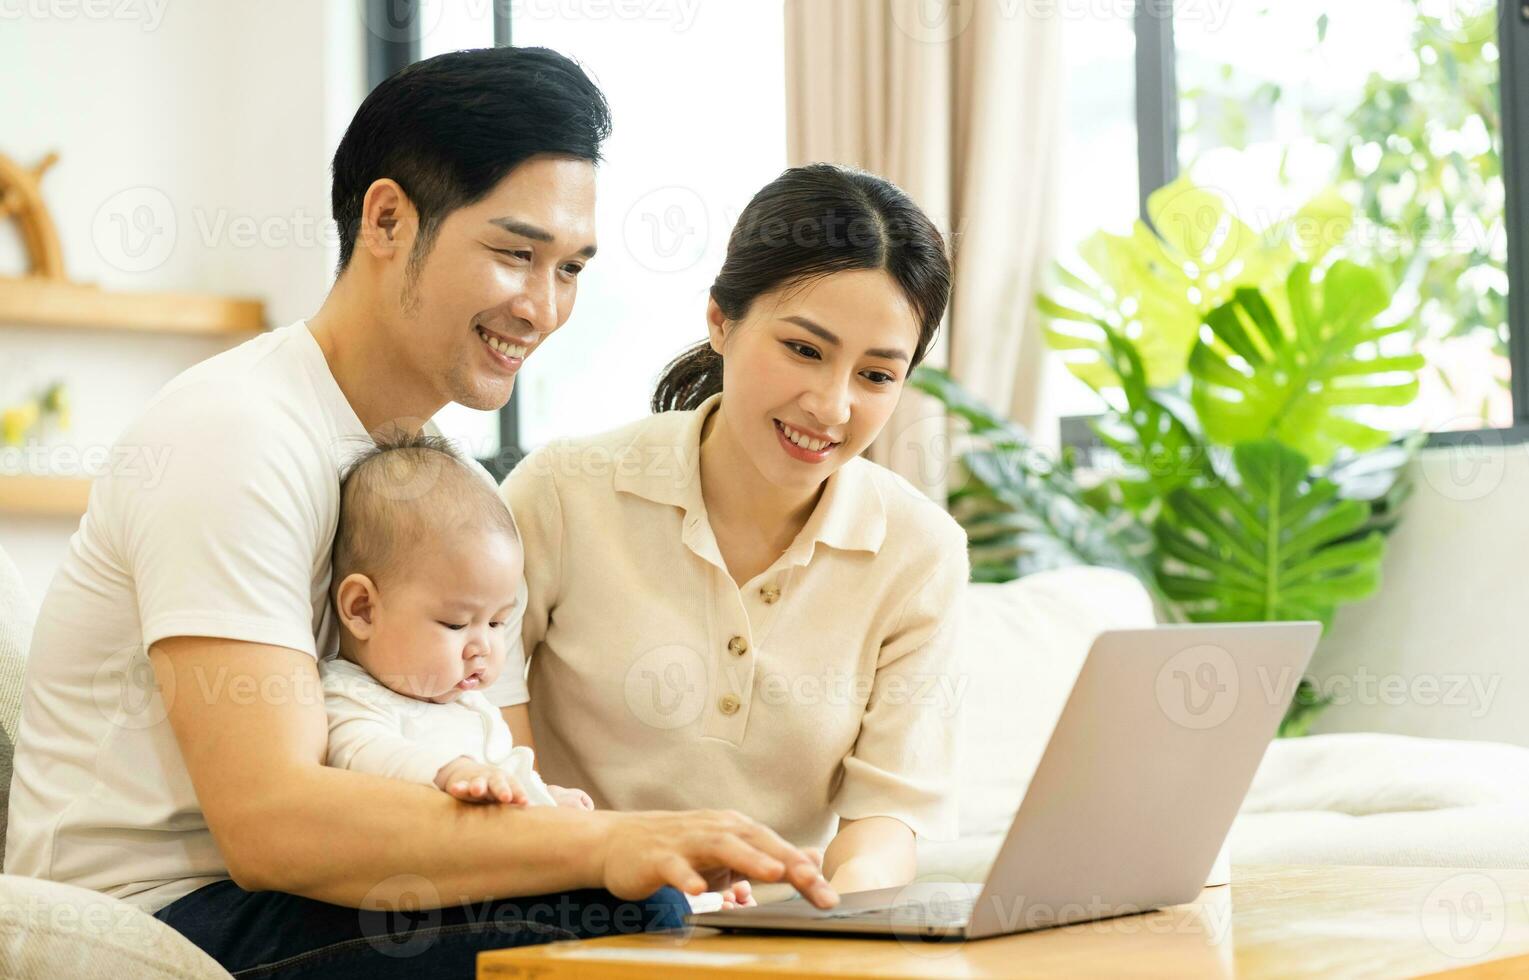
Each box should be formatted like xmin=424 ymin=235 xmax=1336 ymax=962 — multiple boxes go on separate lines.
xmin=4 ymin=46 xmax=835 ymax=978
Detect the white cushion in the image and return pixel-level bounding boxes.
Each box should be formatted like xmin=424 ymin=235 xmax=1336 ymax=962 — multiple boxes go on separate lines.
xmin=953 ymin=567 xmax=1156 ymax=838
xmin=1243 ymin=732 xmax=1529 ymax=815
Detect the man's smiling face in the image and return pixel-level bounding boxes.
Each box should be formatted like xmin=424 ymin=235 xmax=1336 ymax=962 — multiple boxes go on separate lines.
xmin=394 ymin=154 xmax=598 ymax=412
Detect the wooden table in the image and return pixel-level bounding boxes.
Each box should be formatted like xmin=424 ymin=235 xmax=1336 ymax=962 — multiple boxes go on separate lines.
xmin=478 ymin=866 xmax=1529 ymax=978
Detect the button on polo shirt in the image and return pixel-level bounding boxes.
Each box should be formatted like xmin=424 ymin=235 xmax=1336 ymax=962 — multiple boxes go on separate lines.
xmin=502 ymin=393 xmax=968 ymax=849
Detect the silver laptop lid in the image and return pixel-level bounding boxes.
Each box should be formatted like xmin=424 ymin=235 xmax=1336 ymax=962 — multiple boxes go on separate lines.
xmin=967 ymin=622 xmax=1321 ymax=938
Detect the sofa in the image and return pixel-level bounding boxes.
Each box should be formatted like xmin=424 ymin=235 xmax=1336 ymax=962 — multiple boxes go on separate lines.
xmin=917 ymin=566 xmax=1529 ymax=882
xmin=3 ymin=547 xmax=1528 ymax=977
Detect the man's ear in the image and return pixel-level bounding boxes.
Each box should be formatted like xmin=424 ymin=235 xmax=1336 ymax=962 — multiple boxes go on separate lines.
xmin=335 ymin=573 xmax=380 ymax=642
xmin=706 ymin=297 xmax=728 ymax=356
xmin=359 ymin=178 xmax=415 ymax=263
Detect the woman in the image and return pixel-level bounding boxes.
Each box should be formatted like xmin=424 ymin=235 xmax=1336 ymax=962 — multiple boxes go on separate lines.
xmin=502 ymin=163 xmax=968 ymax=898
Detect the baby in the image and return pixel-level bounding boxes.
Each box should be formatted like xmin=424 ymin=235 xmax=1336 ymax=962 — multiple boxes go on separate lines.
xmin=318 ymin=433 xmax=590 ymax=810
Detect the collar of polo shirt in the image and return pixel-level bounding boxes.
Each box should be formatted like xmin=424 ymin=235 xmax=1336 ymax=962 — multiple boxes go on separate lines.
xmin=611 ymin=393 xmax=888 ymax=564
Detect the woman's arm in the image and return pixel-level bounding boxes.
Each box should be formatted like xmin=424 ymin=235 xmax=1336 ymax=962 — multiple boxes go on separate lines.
xmin=826 ymin=513 xmax=971 ymax=888
xmin=822 ymin=816 xmax=916 ymax=893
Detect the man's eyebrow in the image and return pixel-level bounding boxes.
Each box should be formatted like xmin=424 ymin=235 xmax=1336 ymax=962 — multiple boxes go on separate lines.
xmin=782 ymin=315 xmax=910 ymax=363
xmin=488 ymin=217 xmax=597 ymax=259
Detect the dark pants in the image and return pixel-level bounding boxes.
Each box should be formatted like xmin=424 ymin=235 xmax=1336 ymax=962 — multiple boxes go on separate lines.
xmin=152 ymin=878 xmax=690 ymax=978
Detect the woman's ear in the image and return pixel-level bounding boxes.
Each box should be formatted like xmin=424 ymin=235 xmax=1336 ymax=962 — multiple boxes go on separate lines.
xmin=706 ymin=297 xmax=728 ymax=356
xmin=335 ymin=573 xmax=380 ymax=642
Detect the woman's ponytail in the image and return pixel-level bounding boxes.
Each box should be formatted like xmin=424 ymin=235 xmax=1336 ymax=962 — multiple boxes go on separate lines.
xmin=650 ymin=341 xmax=724 ymax=413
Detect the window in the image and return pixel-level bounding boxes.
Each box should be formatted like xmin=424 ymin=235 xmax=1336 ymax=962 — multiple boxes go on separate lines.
xmin=1137 ymin=0 xmax=1529 ymax=440
xmin=364 ymin=1 xmax=787 ymax=461
xmin=1037 ymin=7 xmax=1141 ymax=446
xmin=509 ymin=6 xmax=787 ymax=449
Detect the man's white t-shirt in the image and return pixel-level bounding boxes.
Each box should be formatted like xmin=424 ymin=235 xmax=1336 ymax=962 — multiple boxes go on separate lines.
xmin=3 ymin=321 xmax=529 ymax=913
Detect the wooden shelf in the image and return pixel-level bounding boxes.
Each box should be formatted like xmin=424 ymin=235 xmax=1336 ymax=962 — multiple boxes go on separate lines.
xmin=0 ymin=475 xmax=91 ymax=518
xmin=0 ymin=276 xmax=264 ymax=336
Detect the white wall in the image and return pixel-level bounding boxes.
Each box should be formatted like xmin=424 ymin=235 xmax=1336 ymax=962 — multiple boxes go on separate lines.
xmin=0 ymin=0 xmax=365 ymax=598
xmin=1315 ymin=441 xmax=1529 ymax=747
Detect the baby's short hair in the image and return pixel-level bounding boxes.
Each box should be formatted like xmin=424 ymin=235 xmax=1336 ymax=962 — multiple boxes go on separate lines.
xmin=332 ymin=431 xmax=519 ymax=590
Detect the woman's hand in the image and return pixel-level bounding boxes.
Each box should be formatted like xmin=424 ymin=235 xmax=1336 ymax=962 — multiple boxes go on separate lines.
xmin=434 ymin=756 xmax=527 ymax=805
xmin=548 ymin=784 xmax=594 ymax=810
xmin=596 ymin=809 xmax=839 ymax=909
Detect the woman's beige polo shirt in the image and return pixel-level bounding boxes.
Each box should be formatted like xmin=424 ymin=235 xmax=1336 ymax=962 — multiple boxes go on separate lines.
xmin=500 ymin=394 xmax=969 ymax=848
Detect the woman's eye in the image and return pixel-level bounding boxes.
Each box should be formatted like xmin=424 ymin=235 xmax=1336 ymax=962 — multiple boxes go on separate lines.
xmin=785 ymin=341 xmax=821 ymax=360
xmin=863 ymin=370 xmax=897 ymax=385
xmin=439 ymin=622 xmax=467 ymax=631
xmin=489 ymin=621 xmax=504 ymax=629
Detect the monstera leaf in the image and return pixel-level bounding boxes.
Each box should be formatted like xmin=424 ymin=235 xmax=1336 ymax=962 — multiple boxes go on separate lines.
xmin=1189 ymin=261 xmax=1424 ymax=467
xmin=1155 ymin=440 xmax=1384 ymax=627
xmin=911 ymin=367 xmax=1157 ymax=588
xmin=1038 ymin=176 xmax=1301 ymax=391
xmin=1085 ymin=322 xmax=1209 ymax=513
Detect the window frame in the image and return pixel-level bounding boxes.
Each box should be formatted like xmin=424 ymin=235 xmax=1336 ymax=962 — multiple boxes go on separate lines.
xmin=1133 ymin=0 xmax=1529 ymax=446
xmin=362 ymin=0 xmax=523 ymax=479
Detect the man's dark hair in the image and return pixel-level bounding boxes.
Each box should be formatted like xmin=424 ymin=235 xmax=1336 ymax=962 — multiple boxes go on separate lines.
xmin=330 ymin=45 xmax=611 ymax=275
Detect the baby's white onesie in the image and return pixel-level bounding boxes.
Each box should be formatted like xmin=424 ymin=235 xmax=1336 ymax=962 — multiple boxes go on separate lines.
xmin=319 ymin=656 xmax=556 ymax=806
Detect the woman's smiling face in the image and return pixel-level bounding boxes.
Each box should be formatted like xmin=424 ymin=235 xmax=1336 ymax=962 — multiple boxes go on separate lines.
xmin=709 ymin=268 xmax=922 ymax=493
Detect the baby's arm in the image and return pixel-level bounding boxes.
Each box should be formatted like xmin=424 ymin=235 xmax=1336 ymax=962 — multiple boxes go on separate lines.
xmin=323 ymin=671 xmax=516 ymax=800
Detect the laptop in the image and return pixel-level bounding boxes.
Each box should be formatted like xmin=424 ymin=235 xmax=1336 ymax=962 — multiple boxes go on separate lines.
xmin=687 ymin=621 xmax=1322 ymax=940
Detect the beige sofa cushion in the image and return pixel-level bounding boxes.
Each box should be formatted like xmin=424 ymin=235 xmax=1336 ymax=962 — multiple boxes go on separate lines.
xmin=0 ymin=873 xmax=231 ymax=979
xmin=0 ymin=543 xmax=36 ymax=856
xmin=952 ymin=567 xmax=1156 ymax=838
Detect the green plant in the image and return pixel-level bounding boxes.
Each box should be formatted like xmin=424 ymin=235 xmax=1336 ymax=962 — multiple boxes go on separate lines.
xmin=919 ymin=179 xmax=1422 ymax=736
xmin=1181 ymin=0 xmax=1507 ymax=420
xmin=1 ymin=381 xmax=68 ymax=446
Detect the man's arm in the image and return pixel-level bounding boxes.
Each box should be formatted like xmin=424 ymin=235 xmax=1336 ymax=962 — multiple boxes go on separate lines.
xmin=151 ymin=636 xmax=837 ymax=909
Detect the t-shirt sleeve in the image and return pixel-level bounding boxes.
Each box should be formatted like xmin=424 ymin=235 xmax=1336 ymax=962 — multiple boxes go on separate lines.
xmin=499 ymin=447 xmax=563 ymax=677
xmin=830 ymin=518 xmax=969 ymax=841
xmin=115 ymin=391 xmax=332 ymax=658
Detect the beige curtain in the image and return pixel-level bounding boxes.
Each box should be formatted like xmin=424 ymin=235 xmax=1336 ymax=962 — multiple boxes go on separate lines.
xmin=784 ymin=0 xmax=1061 ymax=501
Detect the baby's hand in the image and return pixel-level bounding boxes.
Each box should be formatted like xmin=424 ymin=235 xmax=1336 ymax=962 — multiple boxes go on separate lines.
xmin=547 ymin=784 xmax=594 ymax=810
xmin=434 ymin=757 xmax=527 ymax=805
xmin=719 ymin=880 xmax=756 ymax=909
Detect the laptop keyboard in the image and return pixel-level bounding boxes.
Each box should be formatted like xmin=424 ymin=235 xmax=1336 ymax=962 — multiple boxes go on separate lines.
xmin=822 ymin=896 xmax=975 ymax=924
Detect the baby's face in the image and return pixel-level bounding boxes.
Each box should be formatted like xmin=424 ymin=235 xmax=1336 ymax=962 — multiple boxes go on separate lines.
xmin=357 ymin=530 xmax=523 ymax=703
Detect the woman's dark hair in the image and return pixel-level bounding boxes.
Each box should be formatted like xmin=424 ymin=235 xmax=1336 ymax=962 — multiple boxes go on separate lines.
xmin=651 ymin=163 xmax=951 ymax=413
xmin=330 ymin=46 xmax=611 ymax=275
